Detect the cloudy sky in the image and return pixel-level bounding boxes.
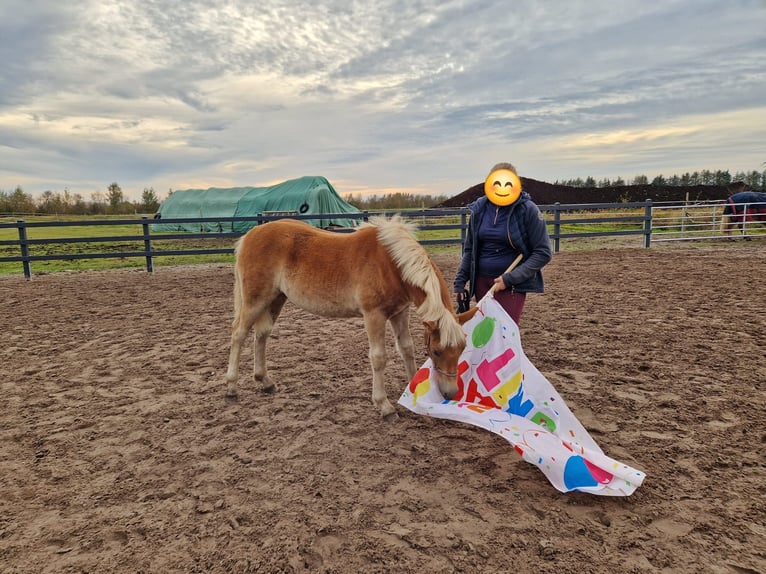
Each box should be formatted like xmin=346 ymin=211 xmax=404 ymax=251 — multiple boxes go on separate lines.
xmin=1 ymin=0 xmax=765 ymax=202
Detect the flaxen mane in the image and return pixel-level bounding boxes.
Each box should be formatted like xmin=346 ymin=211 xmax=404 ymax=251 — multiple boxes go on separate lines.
xmin=365 ymin=215 xmax=464 ymax=347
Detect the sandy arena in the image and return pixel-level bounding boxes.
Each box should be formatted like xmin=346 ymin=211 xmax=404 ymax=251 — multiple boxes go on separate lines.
xmin=1 ymin=243 xmax=764 ymax=573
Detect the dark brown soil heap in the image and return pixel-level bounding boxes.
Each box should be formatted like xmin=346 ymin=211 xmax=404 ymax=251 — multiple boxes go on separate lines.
xmin=436 ymin=178 xmax=751 ymax=207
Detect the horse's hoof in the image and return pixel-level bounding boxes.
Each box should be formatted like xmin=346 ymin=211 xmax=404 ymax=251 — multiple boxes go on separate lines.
xmin=225 ymin=393 xmax=239 ymax=404
xmin=383 ymin=411 xmax=400 ymax=422
xmin=261 ymin=384 xmax=276 ymax=394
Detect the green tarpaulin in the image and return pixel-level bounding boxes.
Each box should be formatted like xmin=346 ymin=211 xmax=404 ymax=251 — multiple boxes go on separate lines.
xmin=153 ymin=176 xmax=360 ymax=232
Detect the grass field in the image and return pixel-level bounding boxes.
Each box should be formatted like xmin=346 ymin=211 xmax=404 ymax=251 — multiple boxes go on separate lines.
xmin=0 ymin=215 xmax=469 ymax=276
xmin=0 ymin=208 xmax=706 ymax=276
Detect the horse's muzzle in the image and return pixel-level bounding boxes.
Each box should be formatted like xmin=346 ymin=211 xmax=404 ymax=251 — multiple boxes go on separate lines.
xmin=436 ymin=375 xmax=459 ymax=400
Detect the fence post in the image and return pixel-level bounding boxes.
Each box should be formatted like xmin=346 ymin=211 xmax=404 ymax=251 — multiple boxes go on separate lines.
xmin=643 ymin=199 xmax=653 ymax=248
xmin=711 ymin=204 xmax=719 ymax=236
xmin=680 ymin=191 xmax=689 ymax=235
xmin=552 ymin=203 xmax=561 ymax=253
xmin=460 ymin=211 xmax=467 ymax=249
xmin=141 ymin=217 xmax=154 ymax=273
xmin=741 ymin=203 xmax=750 ymax=237
xmin=17 ymin=219 xmax=31 ymax=279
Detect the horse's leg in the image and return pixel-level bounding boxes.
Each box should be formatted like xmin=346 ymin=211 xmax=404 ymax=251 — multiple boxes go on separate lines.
xmin=389 ymin=307 xmax=417 ymax=381
xmin=225 ymin=267 xmax=247 ymax=397
xmin=226 ymin=306 xmax=259 ymax=398
xmin=252 ymin=294 xmax=286 ymax=393
xmin=226 ymin=267 xmax=280 ymax=397
xmin=363 ymin=311 xmax=397 ymax=420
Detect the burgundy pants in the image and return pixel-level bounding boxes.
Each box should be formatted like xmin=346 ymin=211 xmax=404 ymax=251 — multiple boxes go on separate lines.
xmin=474 ymin=276 xmax=527 ymax=325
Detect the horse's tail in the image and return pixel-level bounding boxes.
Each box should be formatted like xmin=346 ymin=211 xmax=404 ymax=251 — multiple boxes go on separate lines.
xmin=232 ymin=237 xmax=245 ymax=321
xmin=721 ymin=197 xmax=742 ymax=234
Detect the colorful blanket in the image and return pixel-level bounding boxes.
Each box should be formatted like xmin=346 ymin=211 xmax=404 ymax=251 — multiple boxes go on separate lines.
xmin=398 ymin=294 xmax=646 ymax=496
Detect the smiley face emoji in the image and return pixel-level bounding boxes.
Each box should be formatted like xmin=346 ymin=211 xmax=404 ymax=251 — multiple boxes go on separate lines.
xmin=484 ymin=168 xmax=522 ymax=206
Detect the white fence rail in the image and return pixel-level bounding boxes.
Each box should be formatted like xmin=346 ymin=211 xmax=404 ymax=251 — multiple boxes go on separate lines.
xmin=650 ymin=201 xmax=766 ymax=242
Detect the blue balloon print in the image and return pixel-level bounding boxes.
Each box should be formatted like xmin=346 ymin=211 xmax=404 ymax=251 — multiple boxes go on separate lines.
xmin=563 ymin=456 xmax=598 ymax=490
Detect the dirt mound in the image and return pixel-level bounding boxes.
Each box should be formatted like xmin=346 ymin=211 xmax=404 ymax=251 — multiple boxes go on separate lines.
xmin=436 ymin=179 xmax=748 ymax=207
xmin=2 ymin=244 xmax=764 ymax=573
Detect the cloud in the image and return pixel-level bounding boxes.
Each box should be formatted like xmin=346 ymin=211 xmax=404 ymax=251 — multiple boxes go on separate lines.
xmin=1 ymin=0 xmax=765 ymax=200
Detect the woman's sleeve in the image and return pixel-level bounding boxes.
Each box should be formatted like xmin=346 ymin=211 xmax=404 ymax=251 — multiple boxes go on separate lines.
xmin=453 ymin=219 xmax=473 ymax=291
xmin=504 ymin=205 xmax=552 ymax=285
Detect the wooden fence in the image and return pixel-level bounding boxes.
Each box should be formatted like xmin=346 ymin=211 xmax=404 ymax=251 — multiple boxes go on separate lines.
xmin=0 ymin=202 xmax=656 ymax=279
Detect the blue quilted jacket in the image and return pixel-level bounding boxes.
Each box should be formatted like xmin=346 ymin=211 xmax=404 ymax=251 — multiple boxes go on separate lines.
xmin=454 ymin=194 xmax=552 ymax=296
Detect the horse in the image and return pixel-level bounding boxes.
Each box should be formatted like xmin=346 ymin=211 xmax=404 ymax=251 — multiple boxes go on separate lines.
xmin=224 ymin=215 xmax=477 ymax=419
xmin=720 ymin=191 xmax=766 ymax=235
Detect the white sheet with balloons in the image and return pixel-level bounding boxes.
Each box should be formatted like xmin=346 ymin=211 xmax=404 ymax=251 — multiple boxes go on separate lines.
xmin=398 ymin=294 xmax=646 ymax=496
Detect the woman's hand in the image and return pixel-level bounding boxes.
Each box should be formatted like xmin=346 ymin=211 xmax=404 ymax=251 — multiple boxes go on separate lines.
xmin=493 ymin=276 xmax=507 ymax=292
xmin=455 ymin=290 xmax=470 ymax=313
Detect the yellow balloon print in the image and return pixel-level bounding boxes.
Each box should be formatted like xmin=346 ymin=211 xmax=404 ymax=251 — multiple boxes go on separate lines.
xmin=412 ymin=378 xmax=430 ymax=406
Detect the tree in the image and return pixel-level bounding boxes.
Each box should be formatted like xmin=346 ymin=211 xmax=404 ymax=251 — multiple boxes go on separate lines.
xmin=597 ymin=178 xmax=612 ymax=188
xmin=714 ymin=170 xmax=732 ymax=186
xmin=140 ymin=187 xmax=160 ymax=213
xmin=342 ymin=192 xmax=449 ymax=210
xmin=6 ymin=186 xmax=37 ymax=214
xmin=632 ymin=175 xmax=648 ymax=186
xmin=37 ymin=190 xmax=66 ymax=214
xmin=690 ymin=171 xmax=700 ymax=185
xmin=91 ymin=191 xmax=107 ymax=215
xmin=107 ymin=182 xmax=124 ymax=213
xmin=62 ymin=188 xmax=73 ymax=211
xmin=744 ymin=170 xmax=761 ymax=189
xmin=70 ymin=193 xmax=88 ymax=215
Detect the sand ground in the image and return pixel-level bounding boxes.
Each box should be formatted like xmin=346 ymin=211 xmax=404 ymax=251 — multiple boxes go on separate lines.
xmin=1 ymin=243 xmax=764 ymax=573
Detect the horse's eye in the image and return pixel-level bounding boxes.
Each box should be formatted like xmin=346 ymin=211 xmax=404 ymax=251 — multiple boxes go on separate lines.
xmin=433 ymin=349 xmax=442 ymax=358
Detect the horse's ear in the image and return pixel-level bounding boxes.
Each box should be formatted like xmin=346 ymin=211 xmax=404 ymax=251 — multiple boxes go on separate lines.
xmin=423 ymin=320 xmax=437 ymax=332
xmin=456 ymin=307 xmax=479 ymax=324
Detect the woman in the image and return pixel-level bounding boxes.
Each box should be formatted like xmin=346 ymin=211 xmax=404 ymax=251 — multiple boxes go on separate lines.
xmin=454 ymin=162 xmax=552 ymax=325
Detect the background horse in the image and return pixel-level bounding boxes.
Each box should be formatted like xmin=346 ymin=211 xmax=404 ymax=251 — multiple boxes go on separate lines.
xmin=225 ymin=215 xmax=475 ymax=419
xmin=721 ymin=191 xmax=766 ymax=234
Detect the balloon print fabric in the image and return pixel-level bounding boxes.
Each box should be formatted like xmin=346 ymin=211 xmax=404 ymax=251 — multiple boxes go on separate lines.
xmin=398 ymin=295 xmax=646 ymax=496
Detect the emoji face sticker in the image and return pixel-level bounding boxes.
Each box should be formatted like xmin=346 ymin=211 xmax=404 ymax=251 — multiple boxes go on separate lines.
xmin=484 ymin=168 xmax=522 ymax=206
